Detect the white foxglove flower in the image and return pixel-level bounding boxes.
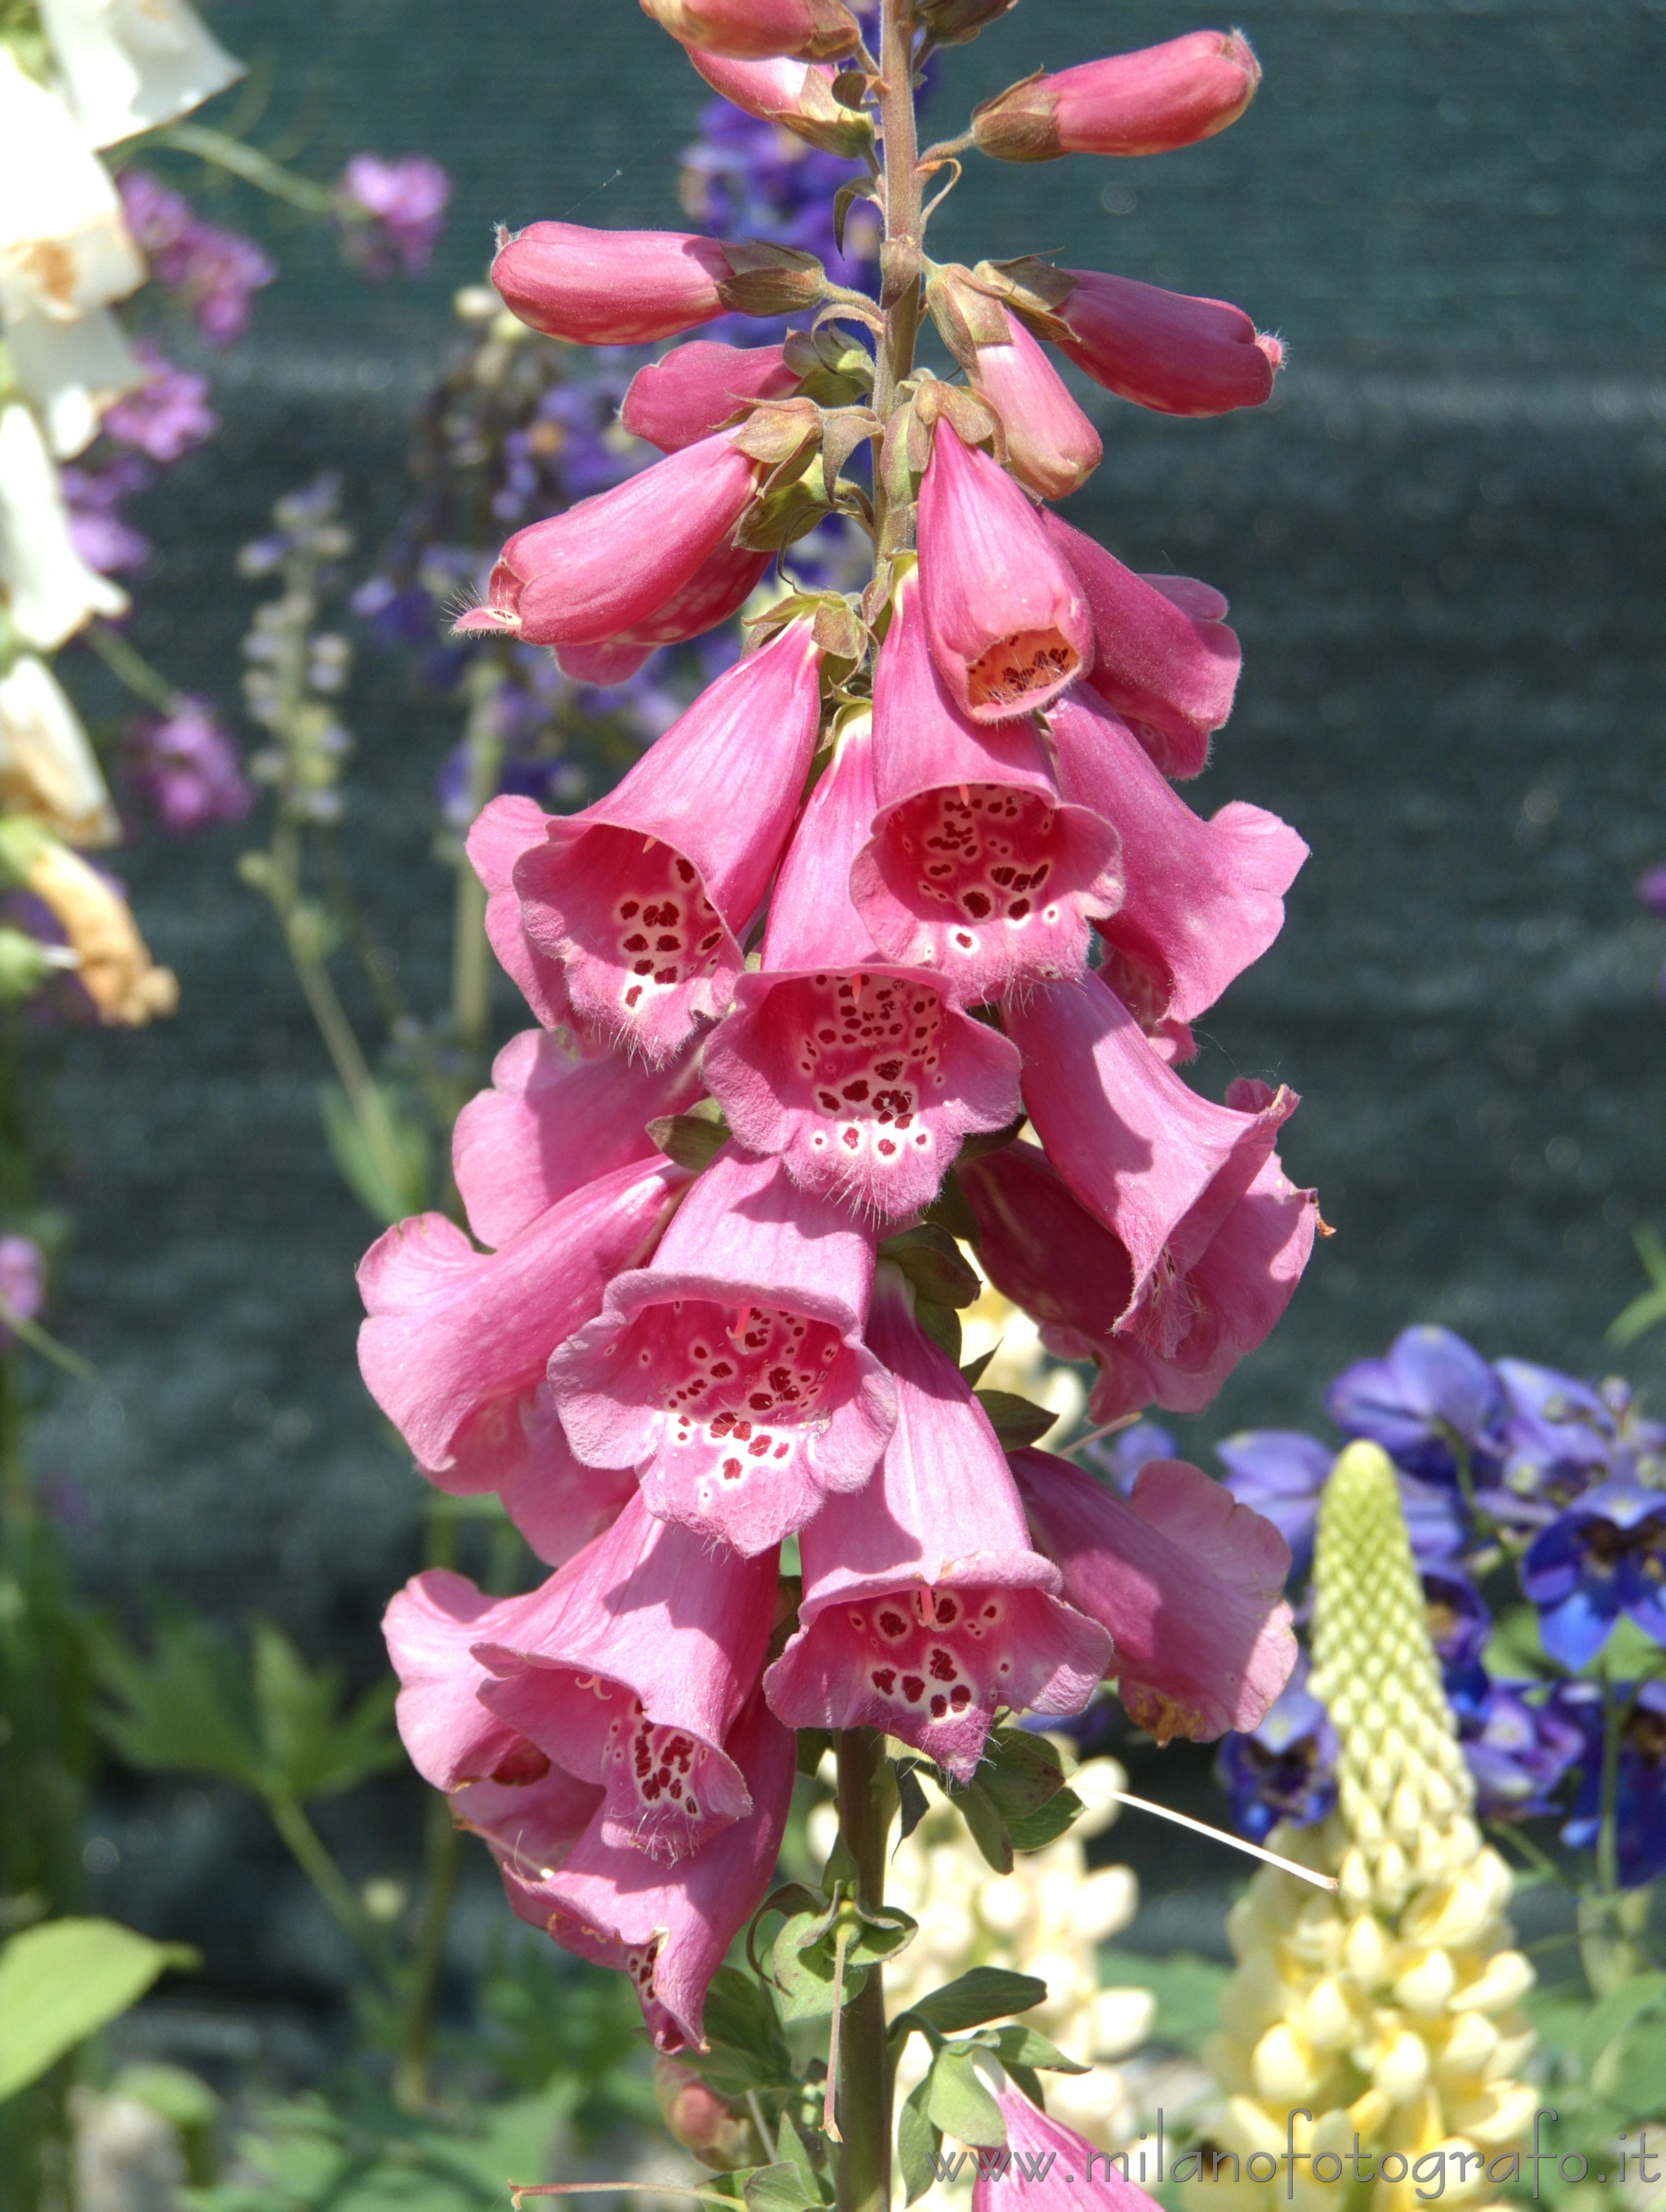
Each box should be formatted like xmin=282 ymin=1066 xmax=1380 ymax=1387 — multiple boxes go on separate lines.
xmin=5 ymin=305 xmax=143 ymax=459
xmin=36 ymin=0 xmax=244 ymax=150
xmin=0 ymin=654 xmax=120 ymax=847
xmin=9 ymin=829 xmax=177 ymax=1024
xmin=0 ymin=400 xmax=128 ymax=648
xmin=0 ymin=47 xmax=144 ymax=325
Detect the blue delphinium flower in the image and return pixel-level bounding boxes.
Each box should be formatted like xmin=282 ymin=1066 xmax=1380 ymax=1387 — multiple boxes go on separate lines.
xmin=1556 ymin=1679 xmax=1666 ymax=1886
xmin=1087 ymin=1419 xmax=1177 ymax=1497
xmin=1462 ymin=1682 xmax=1585 ymax=1822
xmin=1520 ymin=1479 xmax=1666 ymax=1670
xmin=1214 ymin=1657 xmax=1338 ymax=1842
xmin=1327 ymin=1324 xmax=1509 ymax=1489
xmin=1215 ymin=1428 xmax=1332 ymax=1573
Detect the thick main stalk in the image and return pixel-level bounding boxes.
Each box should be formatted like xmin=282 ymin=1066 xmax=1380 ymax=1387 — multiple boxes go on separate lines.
xmin=869 ymin=0 xmax=923 ymax=545
xmin=834 ymin=1728 xmax=892 ymax=2212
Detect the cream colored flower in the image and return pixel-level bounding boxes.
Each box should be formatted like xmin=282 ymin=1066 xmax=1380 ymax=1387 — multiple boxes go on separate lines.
xmin=0 ymin=49 xmax=144 ymax=326
xmin=36 ymin=0 xmax=244 ymax=150
xmin=6 ymin=305 xmax=143 ymax=459
xmin=0 ymin=653 xmax=119 ymax=844
xmin=0 ymin=400 xmax=128 ymax=648
xmin=1203 ymin=1443 xmax=1535 ymax=2212
xmin=1 ymin=823 xmax=176 ymax=1024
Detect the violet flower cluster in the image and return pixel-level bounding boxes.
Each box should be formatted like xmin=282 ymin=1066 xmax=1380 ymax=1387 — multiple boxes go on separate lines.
xmin=1206 ymin=1324 xmax=1666 ymax=1885
xmin=363 ymin=4 xmax=1314 ymax=2066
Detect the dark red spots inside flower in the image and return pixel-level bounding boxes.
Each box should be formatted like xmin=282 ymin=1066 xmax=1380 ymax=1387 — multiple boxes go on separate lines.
xmin=965 ymin=627 xmax=1081 ymax=711
xmin=871 ymin=1667 xmax=896 ymax=1694
xmin=902 ymin=1675 xmax=925 ymax=1702
xmin=950 ymin=1685 xmax=972 ymax=1711
xmin=928 ymin=1647 xmax=957 ymax=1681
xmin=930 ymin=1694 xmax=948 ymax=1719
xmin=879 ymin=1608 xmax=909 ymax=1639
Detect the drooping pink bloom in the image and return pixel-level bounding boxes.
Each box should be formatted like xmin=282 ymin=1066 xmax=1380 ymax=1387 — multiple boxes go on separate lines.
xmin=621 ymin=339 xmax=798 ymax=452
xmin=1011 ymin=1447 xmax=1295 ymax=1743
xmin=548 ymin=1147 xmax=895 ymax=1557
xmin=454 ymin=431 xmax=760 ymax=648
xmin=492 ymin=222 xmax=735 ymax=345
xmin=972 ymin=31 xmax=1259 ymax=163
xmin=356 ymin=1153 xmax=685 ymax=1494
xmin=505 ymin=1685 xmax=796 ymax=2052
xmin=702 ymin=712 xmax=1022 ymax=1216
xmin=1053 ymin=268 xmax=1282 ymax=418
xmin=641 ymin=0 xmax=860 ymax=63
xmin=849 ymin=569 xmax=1122 ymax=1004
xmin=478 ymin=619 xmax=824 ymax=1062
xmin=970 ymin=2065 xmax=1164 ymax=2210
xmin=685 ymin=51 xmax=875 ymax=158
xmin=1046 ymin=688 xmax=1306 ymax=1036
xmin=468 ymin=795 xmax=572 ymax=1029
xmin=553 ymin=536 xmax=775 ymax=681
xmin=497 ymin=1390 xmax=642 ymax=1567
xmin=1042 ymin=514 xmax=1240 ymax=779
xmin=765 ymin=1267 xmax=1109 ymax=1779
xmin=452 ymin=1027 xmax=703 ymax=1251
xmin=963 ymin=308 xmax=1101 ymax=504
xmin=959 ymin=1130 xmax=1317 ymax=1422
xmin=916 ymin=423 xmax=1092 ymax=725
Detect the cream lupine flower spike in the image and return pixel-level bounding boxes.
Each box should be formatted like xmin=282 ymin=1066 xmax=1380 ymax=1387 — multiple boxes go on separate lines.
xmin=1204 ymin=1442 xmax=1537 ymax=2211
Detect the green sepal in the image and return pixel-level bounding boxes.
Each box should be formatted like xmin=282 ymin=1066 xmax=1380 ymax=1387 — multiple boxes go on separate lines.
xmin=893 ymin=1758 xmax=930 ymax=1844
xmin=923 ymin=1169 xmax=979 ymax=1243
xmin=981 ymin=2022 xmax=1091 ymax=2075
xmin=794 ymin=1727 xmax=832 ymax=1778
xmin=1005 ymin=2062 xmax=1046 ymax=2110
xmin=959 ymin=1347 xmax=997 ymax=1388
xmin=684 ymin=1964 xmax=794 ymax=2096
xmin=913 ymin=1298 xmax=961 ymax=1365
xmin=766 ymin=1886 xmax=917 ymax=2022
xmin=924 ymin=2047 xmax=1005 ymax=2148
xmin=975 ymin=1390 xmax=1055 ymax=1448
xmin=897 ymin=2078 xmax=943 ymax=2205
xmin=942 ymin=1776 xmax=1011 ymax=1873
xmin=878 ymin=1224 xmax=981 ymax=1308
xmin=1004 ymin=1787 xmax=1083 ymax=1852
xmin=647 ymin=1111 xmax=729 ymax=1172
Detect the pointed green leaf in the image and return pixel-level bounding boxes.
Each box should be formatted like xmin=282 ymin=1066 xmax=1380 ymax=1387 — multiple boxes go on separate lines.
xmin=0 ymin=1919 xmax=198 ymax=2102
xmin=319 ymin=1081 xmax=430 ymax=1225
xmin=249 ymin=1618 xmax=403 ymax=1801
xmin=976 ymin=1727 xmax=1067 ymax=1819
xmin=974 ymin=1390 xmax=1054 ymax=1448
xmin=904 ymin=1967 xmax=1046 ymax=2037
xmin=982 ymin=2023 xmax=1091 ymax=2074
xmin=959 ymin=1346 xmax=996 ymax=1388
xmin=878 ymin=1225 xmax=981 ymax=1308
xmin=743 ymin=2161 xmax=821 ymax=2212
xmin=894 ymin=1760 xmax=930 ymax=1844
xmin=943 ymin=1778 xmax=1011 ymax=1874
xmin=92 ymin=1610 xmax=270 ymax=1793
xmin=898 ymin=2077 xmax=943 ymax=2204
xmin=647 ymin=1112 xmax=729 ymax=1172
xmin=924 ymin=2047 xmax=1005 ymax=2148
xmin=912 ymin=1298 xmax=962 ymax=1366
xmin=1004 ymin=1788 xmax=1083 ymax=1853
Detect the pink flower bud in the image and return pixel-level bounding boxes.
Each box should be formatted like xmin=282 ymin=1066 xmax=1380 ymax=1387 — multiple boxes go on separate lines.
xmin=916 ymin=421 xmax=1092 ymax=723
xmin=654 ymin=2060 xmax=758 ymax=2170
xmin=702 ymin=712 xmax=1023 ymax=1218
xmin=492 ymin=221 xmax=735 ymax=344
xmin=554 ymin=537 xmax=775 ymax=677
xmin=621 ymin=340 xmax=799 ymax=453
xmin=1042 ymin=513 xmax=1239 ymax=778
xmin=1011 ymin=1447 xmax=1295 ymax=1743
xmin=455 ymin=431 xmax=761 ymax=649
xmin=972 ymin=31 xmax=1260 ymax=163
xmin=685 ymin=51 xmax=875 ymax=158
xmin=1053 ymin=268 xmax=1280 ymax=417
xmin=850 ymin=567 xmax=1122 ymax=1004
xmin=964 ymin=308 xmax=1102 ymax=503
xmin=641 ymin=0 xmax=860 ymax=63
xmin=765 ymin=1266 xmax=1109 ymax=1778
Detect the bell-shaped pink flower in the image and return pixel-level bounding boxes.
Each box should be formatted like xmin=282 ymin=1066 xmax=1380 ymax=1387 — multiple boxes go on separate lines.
xmin=1002 ymin=969 xmax=1295 ymax=1322
xmin=479 ymin=619 xmax=825 ymax=1063
xmin=764 ymin=1267 xmax=1110 ymax=1780
xmin=498 ymin=1388 xmax=642 ymax=1567
xmin=356 ymin=1153 xmax=685 ymax=1495
xmin=621 ymin=339 xmax=798 ymax=452
xmin=554 ymin=537 xmax=775 ymax=683
xmin=452 ymin=1028 xmax=703 ymax=1251
xmin=1011 ymin=1447 xmax=1295 ymax=1743
xmin=702 ymin=712 xmax=1023 ymax=1217
xmin=642 ymin=0 xmax=860 ymax=64
xmin=971 ymin=2064 xmax=1164 ymax=2210
xmin=959 ymin=1131 xmax=1317 ymax=1423
xmin=916 ymin=423 xmax=1092 ymax=725
xmin=1054 ymin=268 xmax=1281 ymax=418
xmin=549 ymin=1147 xmax=895 ymax=1557
xmin=850 ymin=570 xmax=1122 ymax=1005
xmin=1046 ymin=689 xmax=1306 ymax=1033
xmin=686 ymin=51 xmax=875 ymax=158
xmin=468 ymin=795 xmax=574 ymax=1030
xmin=385 ymin=1566 xmax=544 ymax=1792
xmin=1042 ymin=514 xmax=1239 ymax=780
xmin=492 ymin=221 xmax=732 ymax=346
xmin=454 ymin=431 xmax=760 ymax=649
xmin=504 ymin=1685 xmax=796 ymax=2053
xmin=972 ymin=31 xmax=1259 ymax=163
xmin=964 ymin=309 xmax=1101 ymax=503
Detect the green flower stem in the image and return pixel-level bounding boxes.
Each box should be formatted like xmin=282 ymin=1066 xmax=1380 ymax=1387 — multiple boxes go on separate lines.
xmin=869 ymin=0 xmax=923 ymax=549
xmin=83 ymin=620 xmax=181 ymax=713
xmin=449 ymin=659 xmax=507 ymax=1070
xmin=267 ymin=1790 xmax=397 ymax=1991
xmin=152 ymin=123 xmax=337 ymax=215
xmin=834 ymin=1728 xmax=893 ymax=2212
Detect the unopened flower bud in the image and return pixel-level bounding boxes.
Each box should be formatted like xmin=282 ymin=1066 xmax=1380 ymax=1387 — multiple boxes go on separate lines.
xmin=1048 ymin=268 xmax=1280 ymax=418
xmin=621 ymin=340 xmax=801 ymax=452
xmin=972 ymin=31 xmax=1260 ymax=164
xmin=492 ymin=221 xmax=824 ymax=346
xmin=653 ymin=2059 xmax=760 ymax=2169
xmin=687 ymin=50 xmax=875 ymax=157
xmin=641 ymin=0 xmax=860 ymax=63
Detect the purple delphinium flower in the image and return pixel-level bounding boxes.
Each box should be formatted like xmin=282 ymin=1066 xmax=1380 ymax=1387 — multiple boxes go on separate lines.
xmin=1214 ymin=1656 xmax=1338 ymax=1842
xmin=119 ymin=170 xmax=277 ymax=347
xmin=1638 ymin=865 xmax=1666 ymax=918
xmin=1328 ymin=1323 xmax=1509 ymax=1489
xmin=60 ymin=455 xmax=153 ymax=573
xmin=336 ymin=154 xmax=451 ymax=279
xmin=1520 ymin=1478 xmax=1666 ymax=1670
xmin=1215 ymin=1428 xmax=1332 ymax=1572
xmin=102 ymin=339 xmax=217 ymax=464
xmin=0 ymin=1235 xmax=46 ymax=1345
xmin=1556 ymin=1679 xmax=1666 ymax=1886
xmin=1086 ymin=1419 xmax=1177 ymax=1497
xmin=1424 ymin=1564 xmax=1491 ymax=1724
xmin=127 ymin=697 xmax=253 ymax=836
xmin=1462 ymin=1682 xmax=1584 ymax=1822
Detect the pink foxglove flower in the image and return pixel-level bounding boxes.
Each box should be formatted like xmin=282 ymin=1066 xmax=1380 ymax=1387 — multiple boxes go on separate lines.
xmin=469 ymin=796 xmax=572 ymax=1030
xmin=454 ymin=430 xmax=761 ymax=648
xmin=493 ymin=222 xmax=732 ymax=345
xmin=963 ymin=307 xmax=1101 ymax=503
xmin=1046 ymin=688 xmax=1306 ymax=1036
xmin=960 ymin=1132 xmax=1316 ymax=1421
xmin=970 ymin=2063 xmax=1166 ymax=2209
xmin=850 ymin=568 xmax=1122 ymax=1003
xmin=765 ymin=1267 xmax=1108 ymax=1778
xmin=356 ymin=1153 xmax=685 ymax=1495
xmin=548 ymin=1147 xmax=895 ymax=1557
xmin=452 ymin=1028 xmax=703 ymax=1251
xmin=685 ymin=51 xmax=875 ymax=158
xmin=1054 ymin=269 xmax=1281 ymax=418
xmin=1010 ymin=1447 xmax=1295 ymax=1742
xmin=554 ymin=536 xmax=775 ymax=682
xmin=621 ymin=339 xmax=798 ymax=452
xmin=641 ymin=0 xmax=860 ymax=63
xmin=1042 ymin=514 xmax=1240 ymax=779
xmin=475 ymin=618 xmax=824 ymax=1063
xmin=916 ymin=422 xmax=1092 ymax=725
xmin=972 ymin=31 xmax=1259 ymax=163
xmin=702 ymin=712 xmax=1023 ymax=1216
xmin=504 ymin=1686 xmax=796 ymax=2053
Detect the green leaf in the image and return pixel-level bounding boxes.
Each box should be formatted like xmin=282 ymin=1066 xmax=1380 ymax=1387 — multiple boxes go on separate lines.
xmin=922 ymin=1170 xmax=978 ymax=1244
xmin=982 ymin=2023 xmax=1090 ymax=2075
xmin=897 ymin=2078 xmax=942 ymax=2205
xmin=904 ymin=1967 xmax=1045 ymax=2037
xmin=878 ymin=1225 xmax=982 ymax=1309
xmin=692 ymin=1965 xmax=793 ymax=2093
xmin=943 ymin=1778 xmax=1011 ymax=1874
xmin=974 ymin=1390 xmax=1055 ymax=1448
xmin=913 ymin=1298 xmax=962 ymax=1366
xmin=976 ymin=1727 xmax=1067 ymax=1820
xmin=248 ymin=1619 xmax=403 ymax=1801
xmin=924 ymin=2047 xmax=1005 ymax=2149
xmin=1004 ymin=1787 xmax=1083 ymax=1853
xmin=770 ymin=1893 xmax=917 ymax=2023
xmin=0 ymin=1918 xmax=198 ymax=2101
xmin=743 ymin=2162 xmax=821 ymax=2212
xmin=794 ymin=1729 xmax=832 ymax=1778
xmin=1575 ymin=1969 xmax=1666 ymax=2070
xmin=894 ymin=1760 xmax=930 ymax=1844
xmin=959 ymin=1346 xmax=996 ymax=1388
xmin=318 ymin=1081 xmax=429 ymax=1225
xmin=647 ymin=1111 xmax=729 ymax=1172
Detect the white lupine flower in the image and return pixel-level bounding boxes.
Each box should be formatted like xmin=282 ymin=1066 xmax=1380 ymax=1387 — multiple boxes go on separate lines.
xmin=0 ymin=400 xmax=127 ymax=648
xmin=0 ymin=49 xmax=144 ymax=325
xmin=0 ymin=653 xmax=119 ymax=845
xmin=5 ymin=305 xmax=142 ymax=459
xmin=1201 ymin=1444 xmax=1537 ymax=2212
xmin=36 ymin=0 xmax=244 ymax=150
